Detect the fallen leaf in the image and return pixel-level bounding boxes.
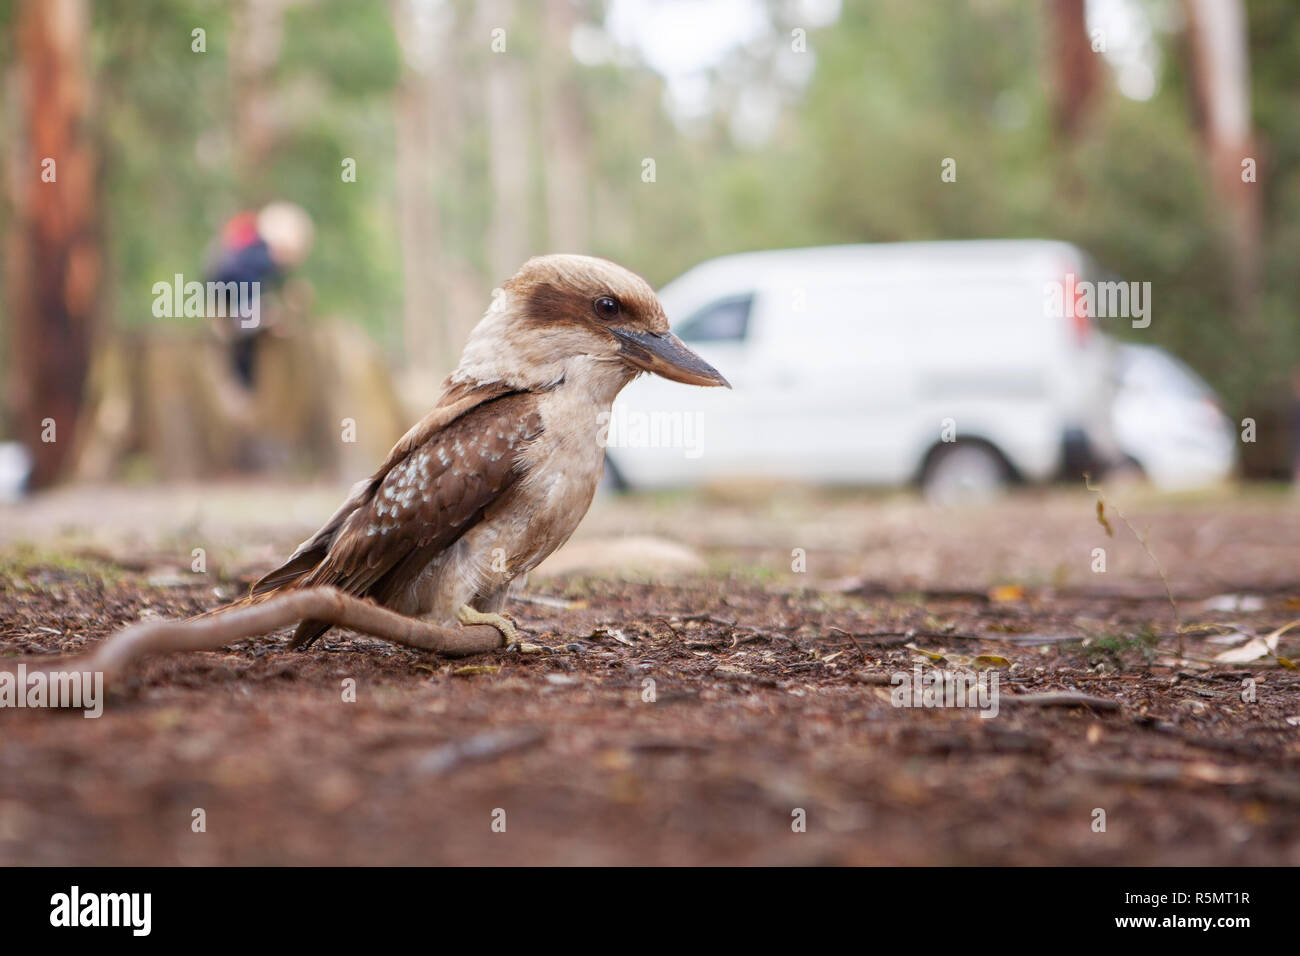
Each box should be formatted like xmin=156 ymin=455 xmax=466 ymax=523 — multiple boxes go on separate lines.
xmin=1212 ymin=620 xmax=1300 ymax=665
xmin=1156 ymin=655 xmax=1210 ymax=670
xmin=972 ymin=655 xmax=1011 ymax=668
xmin=713 ymin=665 xmax=754 ymax=680
xmin=1095 ymin=500 xmax=1114 ymax=537
xmin=1266 ymin=620 xmax=1300 ymax=643
xmin=988 ymin=585 xmax=1025 ymax=603
xmin=452 ymin=665 xmax=500 ymax=677
xmin=594 ymin=627 xmax=637 ymax=646
xmin=1182 ymin=762 xmax=1254 ymax=785
xmin=1213 ymin=639 xmax=1273 ymax=663
xmin=1204 ymin=631 xmax=1252 ymax=646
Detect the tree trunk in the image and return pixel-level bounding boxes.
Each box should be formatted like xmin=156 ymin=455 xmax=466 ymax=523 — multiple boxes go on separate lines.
xmin=392 ymin=0 xmax=447 ymax=374
xmin=1184 ymin=0 xmax=1260 ymax=332
xmin=1046 ymin=0 xmax=1098 ymax=140
xmin=478 ymin=0 xmax=533 ymax=284
xmin=539 ymin=0 xmax=590 ymax=254
xmin=4 ymin=0 xmax=101 ymax=489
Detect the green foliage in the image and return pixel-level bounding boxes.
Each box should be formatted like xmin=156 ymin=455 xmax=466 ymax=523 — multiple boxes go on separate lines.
xmin=1083 ymin=628 xmax=1161 ymax=668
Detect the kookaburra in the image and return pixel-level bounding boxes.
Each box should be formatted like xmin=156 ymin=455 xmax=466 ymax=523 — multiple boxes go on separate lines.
xmin=251 ymin=254 xmax=728 ymax=649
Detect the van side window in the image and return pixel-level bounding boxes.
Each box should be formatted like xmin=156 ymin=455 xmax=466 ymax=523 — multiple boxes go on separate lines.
xmin=676 ymin=295 xmax=752 ymax=343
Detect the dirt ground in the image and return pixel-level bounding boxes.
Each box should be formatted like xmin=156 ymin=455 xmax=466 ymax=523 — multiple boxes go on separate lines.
xmin=1 ymin=482 xmax=1298 ymax=865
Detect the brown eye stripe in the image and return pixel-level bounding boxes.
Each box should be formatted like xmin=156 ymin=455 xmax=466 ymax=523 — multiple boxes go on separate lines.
xmin=521 ymin=282 xmax=594 ymax=324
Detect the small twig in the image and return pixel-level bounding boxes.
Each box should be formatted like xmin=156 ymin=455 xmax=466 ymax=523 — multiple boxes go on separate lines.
xmin=832 ymin=628 xmax=998 ymax=646
xmin=412 ymin=728 xmax=545 ymax=776
xmin=844 ymin=581 xmax=992 ymax=602
xmin=674 ymin=613 xmax=739 ymax=628
xmin=1085 ymin=473 xmax=1182 ymax=657
xmin=730 ymin=628 xmax=795 ymax=648
xmin=826 ymin=626 xmax=870 ymax=664
xmin=1000 ymin=691 xmax=1121 ymax=711
xmin=513 ymin=593 xmax=576 ymax=610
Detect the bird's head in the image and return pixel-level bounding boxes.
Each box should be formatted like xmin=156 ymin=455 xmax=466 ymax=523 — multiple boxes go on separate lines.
xmin=451 ymin=254 xmax=729 ymax=399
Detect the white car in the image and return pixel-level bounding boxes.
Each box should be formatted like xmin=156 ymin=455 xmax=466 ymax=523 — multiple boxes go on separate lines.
xmin=604 ymin=241 xmax=1121 ymax=502
xmin=1111 ymin=343 xmax=1237 ymax=489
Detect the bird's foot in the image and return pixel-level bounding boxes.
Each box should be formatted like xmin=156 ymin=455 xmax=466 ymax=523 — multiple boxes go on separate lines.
xmin=457 ymin=605 xmax=521 ymax=647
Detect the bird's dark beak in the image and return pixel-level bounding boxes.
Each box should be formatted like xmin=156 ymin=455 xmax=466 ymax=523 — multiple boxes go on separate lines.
xmin=610 ymin=328 xmax=730 ymax=388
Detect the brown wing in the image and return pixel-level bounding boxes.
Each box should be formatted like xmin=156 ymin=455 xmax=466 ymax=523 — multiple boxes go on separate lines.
xmin=251 ymin=381 xmax=516 ymax=597
xmin=253 ymin=388 xmax=543 ymax=648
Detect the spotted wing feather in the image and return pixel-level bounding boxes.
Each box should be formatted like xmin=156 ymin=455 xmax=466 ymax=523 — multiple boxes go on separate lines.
xmin=254 ymin=390 xmax=543 ymax=648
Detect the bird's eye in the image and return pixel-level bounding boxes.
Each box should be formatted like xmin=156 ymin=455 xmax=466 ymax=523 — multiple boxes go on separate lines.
xmin=593 ymin=296 xmax=620 ymax=320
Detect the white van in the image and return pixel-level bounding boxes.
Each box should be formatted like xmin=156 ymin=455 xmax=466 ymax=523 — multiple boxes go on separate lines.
xmin=604 ymin=241 xmax=1120 ymax=501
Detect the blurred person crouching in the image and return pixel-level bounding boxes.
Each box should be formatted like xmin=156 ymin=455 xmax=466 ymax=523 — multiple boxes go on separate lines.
xmin=204 ymin=202 xmax=314 ymax=472
xmin=205 ymin=201 xmax=315 ymax=390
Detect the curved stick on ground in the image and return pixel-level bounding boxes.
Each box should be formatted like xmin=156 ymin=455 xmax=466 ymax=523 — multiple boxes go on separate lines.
xmin=76 ymin=586 xmax=506 ymax=684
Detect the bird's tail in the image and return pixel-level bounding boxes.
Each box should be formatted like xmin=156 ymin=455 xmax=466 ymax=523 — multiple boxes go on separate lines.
xmin=184 ymin=587 xmax=287 ymax=623
xmin=288 ymin=617 xmax=333 ymax=650
xmin=183 ymin=574 xmax=334 ymax=649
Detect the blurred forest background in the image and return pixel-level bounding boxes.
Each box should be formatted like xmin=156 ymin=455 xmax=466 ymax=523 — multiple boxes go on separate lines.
xmin=0 ymin=0 xmax=1297 ymax=486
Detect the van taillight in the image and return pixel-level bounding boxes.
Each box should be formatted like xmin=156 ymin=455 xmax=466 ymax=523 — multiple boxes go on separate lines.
xmin=1063 ymin=271 xmax=1090 ymax=346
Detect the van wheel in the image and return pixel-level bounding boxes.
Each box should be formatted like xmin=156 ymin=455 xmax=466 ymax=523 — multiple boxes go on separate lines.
xmin=921 ymin=442 xmax=1009 ymax=506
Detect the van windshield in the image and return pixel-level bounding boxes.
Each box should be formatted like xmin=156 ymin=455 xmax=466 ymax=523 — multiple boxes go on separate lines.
xmin=677 ymin=295 xmax=753 ymax=343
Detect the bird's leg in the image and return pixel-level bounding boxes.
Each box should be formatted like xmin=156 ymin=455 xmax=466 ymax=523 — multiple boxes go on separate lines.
xmin=457 ymin=603 xmax=521 ymax=646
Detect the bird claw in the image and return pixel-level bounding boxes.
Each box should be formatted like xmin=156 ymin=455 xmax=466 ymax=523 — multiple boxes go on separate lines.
xmin=457 ymin=605 xmax=522 ymax=647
